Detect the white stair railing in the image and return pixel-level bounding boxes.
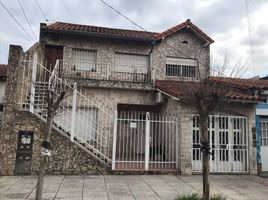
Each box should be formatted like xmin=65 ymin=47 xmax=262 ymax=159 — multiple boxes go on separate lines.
xmin=19 ymin=54 xmax=114 ymax=164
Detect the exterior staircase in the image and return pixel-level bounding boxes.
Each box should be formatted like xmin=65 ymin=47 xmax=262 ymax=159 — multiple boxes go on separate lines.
xmin=19 ymin=55 xmax=114 ymax=167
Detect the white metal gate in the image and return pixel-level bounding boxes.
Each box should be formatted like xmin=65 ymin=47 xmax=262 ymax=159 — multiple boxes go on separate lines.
xmin=192 ymin=115 xmax=248 ymax=173
xmin=260 ymin=120 xmax=268 ymax=171
xmin=112 ymin=111 xmax=178 ymax=171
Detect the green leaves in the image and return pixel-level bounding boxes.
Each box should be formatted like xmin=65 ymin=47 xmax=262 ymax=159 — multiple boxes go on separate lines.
xmin=175 ymin=193 xmax=226 ymax=200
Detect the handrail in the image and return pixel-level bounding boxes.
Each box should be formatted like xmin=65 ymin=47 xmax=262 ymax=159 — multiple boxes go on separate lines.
xmin=19 ymin=58 xmax=114 ymax=160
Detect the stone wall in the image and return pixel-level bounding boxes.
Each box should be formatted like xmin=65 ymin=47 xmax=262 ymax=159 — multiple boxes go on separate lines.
xmin=0 ymin=45 xmax=109 ymax=175
xmin=159 ymin=97 xmax=193 ymax=175
xmin=160 ymin=95 xmax=257 ymax=175
xmin=0 ymin=111 xmax=109 ymax=175
xmin=0 ymin=44 xmax=257 ymax=176
xmin=41 ymin=27 xmax=210 ymax=86
xmin=152 ymin=30 xmax=210 ymax=80
xmin=41 ymin=34 xmax=153 ymax=89
xmin=79 ymin=87 xmax=156 ymax=112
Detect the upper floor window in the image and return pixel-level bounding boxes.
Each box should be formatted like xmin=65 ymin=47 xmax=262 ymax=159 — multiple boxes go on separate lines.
xmin=114 ymin=53 xmax=149 ymax=74
xmin=166 ymin=57 xmax=197 ymax=78
xmin=72 ymin=48 xmax=96 ymax=71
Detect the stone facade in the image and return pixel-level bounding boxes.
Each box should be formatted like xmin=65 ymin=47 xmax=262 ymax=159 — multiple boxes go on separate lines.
xmin=41 ymin=34 xmax=154 ymax=89
xmin=160 ymin=96 xmax=257 ymax=175
xmin=0 ymin=110 xmax=108 ymax=175
xmin=79 ymin=87 xmax=156 ymax=112
xmin=0 ymin=45 xmax=109 ymax=175
xmin=40 ymin=27 xmax=209 ymax=87
xmin=0 ymin=23 xmax=258 ymax=176
xmin=153 ymin=30 xmax=210 ymax=80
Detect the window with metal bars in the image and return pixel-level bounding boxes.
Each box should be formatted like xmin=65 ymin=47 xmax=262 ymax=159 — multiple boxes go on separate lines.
xmin=166 ymin=57 xmax=197 ymax=78
xmin=72 ymin=48 xmax=96 ymax=71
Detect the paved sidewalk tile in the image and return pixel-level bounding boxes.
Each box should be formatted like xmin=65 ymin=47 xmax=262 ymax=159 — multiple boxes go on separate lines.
xmin=0 ymin=175 xmax=267 ymax=199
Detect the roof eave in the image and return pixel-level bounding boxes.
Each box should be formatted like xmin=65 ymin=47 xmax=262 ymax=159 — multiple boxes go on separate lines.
xmin=154 ymin=22 xmax=214 ymax=45
xmin=41 ymin=28 xmax=155 ymax=42
xmin=222 ymin=97 xmax=264 ymax=104
xmin=156 ymin=88 xmax=181 ymax=101
xmin=186 ymin=20 xmax=214 ymax=44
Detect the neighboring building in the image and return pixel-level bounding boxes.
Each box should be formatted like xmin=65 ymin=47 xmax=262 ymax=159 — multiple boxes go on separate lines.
xmin=0 ymin=64 xmax=7 ymax=126
xmin=255 ymin=78 xmax=268 ymax=174
xmin=0 ymin=19 xmax=264 ymax=175
xmin=0 ymin=64 xmax=7 ymax=110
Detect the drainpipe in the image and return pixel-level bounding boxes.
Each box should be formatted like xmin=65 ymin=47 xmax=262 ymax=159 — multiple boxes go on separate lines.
xmin=149 ymin=41 xmax=155 ymax=83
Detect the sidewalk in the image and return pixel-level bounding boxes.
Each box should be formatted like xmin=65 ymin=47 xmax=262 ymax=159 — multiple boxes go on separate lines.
xmin=0 ymin=175 xmax=267 ymax=200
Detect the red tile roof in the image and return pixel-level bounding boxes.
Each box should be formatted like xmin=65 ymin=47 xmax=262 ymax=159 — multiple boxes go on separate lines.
xmin=155 ymin=79 xmax=265 ymax=103
xmin=42 ymin=19 xmax=214 ymax=44
xmin=44 ymin=22 xmax=156 ymax=41
xmin=155 ymin=19 xmax=214 ymax=43
xmin=0 ymin=64 xmax=7 ymax=77
xmin=208 ymin=77 xmax=268 ymax=90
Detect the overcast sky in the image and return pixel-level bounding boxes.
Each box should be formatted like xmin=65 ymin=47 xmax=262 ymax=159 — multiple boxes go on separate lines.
xmin=0 ymin=0 xmax=267 ymax=77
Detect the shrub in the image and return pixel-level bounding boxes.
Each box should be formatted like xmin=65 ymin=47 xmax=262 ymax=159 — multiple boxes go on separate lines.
xmin=210 ymin=194 xmax=226 ymax=200
xmin=175 ymin=193 xmax=226 ymax=200
xmin=176 ymin=193 xmax=201 ymax=200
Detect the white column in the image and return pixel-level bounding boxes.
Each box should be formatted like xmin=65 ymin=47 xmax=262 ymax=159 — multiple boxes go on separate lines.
xmin=228 ymin=117 xmax=232 ymax=172
xmin=70 ymin=83 xmax=77 ymax=142
xmin=145 ymin=112 xmax=150 ymax=170
xmin=112 ymin=111 xmax=118 ymax=170
xmin=245 ymin=117 xmax=249 ymax=172
xmin=215 ymin=115 xmax=219 ymax=172
xmin=176 ymin=115 xmax=179 ymax=169
xmin=29 ymin=53 xmax=37 ymax=113
xmin=106 ymin=64 xmax=110 ymax=80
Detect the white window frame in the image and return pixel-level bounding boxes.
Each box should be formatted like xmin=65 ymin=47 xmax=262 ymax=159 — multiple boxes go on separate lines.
xmin=72 ymin=48 xmax=97 ymax=71
xmin=166 ymin=57 xmax=197 ymax=78
xmin=260 ymin=120 xmax=268 ymax=146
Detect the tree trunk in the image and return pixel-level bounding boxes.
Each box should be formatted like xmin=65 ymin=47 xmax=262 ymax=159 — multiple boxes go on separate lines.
xmin=200 ymin=114 xmax=210 ymax=200
xmin=35 ymin=113 xmax=54 ymax=200
xmin=35 ymin=156 xmax=46 ymax=200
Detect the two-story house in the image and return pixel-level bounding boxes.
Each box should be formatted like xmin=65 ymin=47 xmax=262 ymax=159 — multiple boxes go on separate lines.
xmin=0 ymin=19 xmax=263 ymax=175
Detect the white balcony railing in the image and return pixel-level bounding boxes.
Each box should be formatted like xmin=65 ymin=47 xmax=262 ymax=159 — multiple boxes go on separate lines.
xmin=56 ymin=60 xmax=152 ymax=83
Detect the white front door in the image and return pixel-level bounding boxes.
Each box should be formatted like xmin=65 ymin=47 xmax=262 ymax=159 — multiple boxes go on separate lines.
xmin=216 ymin=116 xmax=230 ymax=172
xmin=192 ymin=115 xmax=248 ymax=173
xmin=260 ymin=120 xmax=268 ymax=172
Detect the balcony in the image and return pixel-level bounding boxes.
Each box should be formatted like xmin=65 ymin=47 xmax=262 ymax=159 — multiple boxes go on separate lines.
xmin=57 ymin=60 xmax=154 ymax=89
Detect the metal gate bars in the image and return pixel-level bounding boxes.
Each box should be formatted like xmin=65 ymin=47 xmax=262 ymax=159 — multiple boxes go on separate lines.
xmin=112 ymin=111 xmax=179 ymax=171
xmin=192 ymin=115 xmax=249 ymax=173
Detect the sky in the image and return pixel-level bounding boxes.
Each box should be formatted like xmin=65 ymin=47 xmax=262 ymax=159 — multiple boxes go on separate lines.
xmin=0 ymin=0 xmax=267 ymax=78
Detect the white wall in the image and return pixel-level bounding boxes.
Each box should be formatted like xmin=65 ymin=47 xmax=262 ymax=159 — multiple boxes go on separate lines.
xmin=0 ymin=81 xmax=5 ymax=104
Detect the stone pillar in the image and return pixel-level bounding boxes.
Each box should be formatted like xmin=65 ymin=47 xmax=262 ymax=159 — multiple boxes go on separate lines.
xmin=248 ymin=112 xmax=258 ymax=175
xmin=4 ymin=45 xmax=24 ymax=113
xmin=0 ymin=45 xmax=24 ymax=175
xmin=180 ymin=114 xmax=193 ymax=175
